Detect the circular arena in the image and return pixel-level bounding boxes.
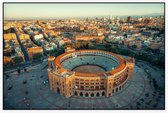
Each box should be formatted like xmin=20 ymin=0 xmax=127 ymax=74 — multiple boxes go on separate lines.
xmin=48 ymin=50 xmax=135 ymax=98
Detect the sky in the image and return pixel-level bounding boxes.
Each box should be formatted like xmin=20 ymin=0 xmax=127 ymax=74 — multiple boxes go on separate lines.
xmin=4 ymin=3 xmax=164 ymax=19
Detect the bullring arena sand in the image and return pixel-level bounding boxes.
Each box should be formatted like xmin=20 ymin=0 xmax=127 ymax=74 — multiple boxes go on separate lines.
xmin=72 ymin=65 xmax=106 ymax=73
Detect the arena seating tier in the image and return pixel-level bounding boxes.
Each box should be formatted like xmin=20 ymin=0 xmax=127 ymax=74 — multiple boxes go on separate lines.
xmin=61 ymin=55 xmax=119 ymax=72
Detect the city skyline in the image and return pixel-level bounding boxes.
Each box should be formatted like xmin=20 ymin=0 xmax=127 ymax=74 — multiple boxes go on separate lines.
xmin=4 ymin=3 xmax=164 ymax=20
xmin=3 ymin=3 xmax=165 ymax=109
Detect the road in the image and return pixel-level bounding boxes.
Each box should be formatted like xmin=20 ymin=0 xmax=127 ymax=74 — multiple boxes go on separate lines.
xmin=15 ymin=30 xmax=29 ymax=61
xmin=4 ymin=59 xmax=44 ymax=74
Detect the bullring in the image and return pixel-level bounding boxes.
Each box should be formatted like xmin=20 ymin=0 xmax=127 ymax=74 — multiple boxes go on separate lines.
xmin=48 ymin=50 xmax=135 ymax=98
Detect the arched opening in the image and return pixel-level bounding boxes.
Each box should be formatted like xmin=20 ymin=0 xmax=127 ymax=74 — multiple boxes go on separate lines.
xmin=96 ymin=92 xmax=100 ymax=97
xmin=74 ymin=91 xmax=77 ymax=96
xmin=91 ymin=93 xmax=94 ymax=97
xmin=102 ymin=92 xmax=105 ymax=96
xmin=112 ymin=89 xmax=114 ymax=93
xmin=119 ymin=86 xmax=121 ymax=90
xmin=116 ymin=88 xmax=118 ymax=92
xmin=57 ymin=87 xmax=60 ymax=94
xmin=126 ymin=74 xmax=128 ymax=78
xmin=85 ymin=93 xmax=88 ymax=97
xmin=80 ymin=92 xmax=83 ymax=97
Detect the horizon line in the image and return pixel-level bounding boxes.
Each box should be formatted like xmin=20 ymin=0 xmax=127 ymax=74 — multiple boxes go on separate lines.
xmin=4 ymin=13 xmax=164 ymax=21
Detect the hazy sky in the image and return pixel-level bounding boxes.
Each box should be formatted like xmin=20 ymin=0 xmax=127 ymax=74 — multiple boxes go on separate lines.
xmin=4 ymin=3 xmax=164 ymax=19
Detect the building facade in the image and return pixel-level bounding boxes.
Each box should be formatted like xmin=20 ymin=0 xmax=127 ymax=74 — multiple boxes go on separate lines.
xmin=48 ymin=50 xmax=135 ymax=98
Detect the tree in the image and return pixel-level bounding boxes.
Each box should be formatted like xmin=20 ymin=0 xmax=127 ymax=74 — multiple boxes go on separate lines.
xmin=132 ymin=45 xmax=137 ymax=49
xmin=145 ymin=93 xmax=149 ymax=97
xmin=154 ymin=84 xmax=159 ymax=90
xmin=136 ymin=102 xmax=141 ymax=106
xmin=13 ymin=56 xmax=23 ymax=64
xmin=140 ymin=98 xmax=144 ymax=102
xmin=156 ymin=98 xmax=160 ymax=102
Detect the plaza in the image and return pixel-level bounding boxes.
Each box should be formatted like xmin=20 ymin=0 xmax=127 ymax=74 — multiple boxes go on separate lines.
xmin=3 ymin=59 xmax=165 ymax=110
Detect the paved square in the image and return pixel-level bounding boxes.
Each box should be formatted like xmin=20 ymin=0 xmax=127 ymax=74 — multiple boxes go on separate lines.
xmin=3 ymin=61 xmax=165 ymax=110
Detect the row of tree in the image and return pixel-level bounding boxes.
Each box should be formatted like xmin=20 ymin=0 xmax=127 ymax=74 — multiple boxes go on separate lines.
xmin=64 ymin=41 xmax=92 ymax=50
xmin=89 ymin=43 xmax=164 ymax=69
